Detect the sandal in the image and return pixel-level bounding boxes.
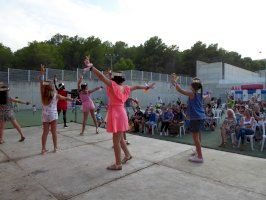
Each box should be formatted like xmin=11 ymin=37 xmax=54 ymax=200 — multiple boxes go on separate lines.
xmin=106 ymin=164 xmax=122 ymax=171
xmin=121 ymin=156 xmax=132 ymax=164
xmin=80 ymin=132 xmax=84 ymax=136
xmin=41 ymin=149 xmax=48 ymax=155
xmin=96 ymin=128 xmax=99 ymax=134
xmin=19 ymin=137 xmax=25 ymax=142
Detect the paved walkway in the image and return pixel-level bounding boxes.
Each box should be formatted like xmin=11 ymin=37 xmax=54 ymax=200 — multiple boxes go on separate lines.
xmin=0 ymin=123 xmax=265 ymax=200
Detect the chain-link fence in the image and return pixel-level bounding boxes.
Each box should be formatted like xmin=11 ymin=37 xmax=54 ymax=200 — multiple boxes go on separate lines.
xmin=0 ymin=68 xmax=192 ymax=85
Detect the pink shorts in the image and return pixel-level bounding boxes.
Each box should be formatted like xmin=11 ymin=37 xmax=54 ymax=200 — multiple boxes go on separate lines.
xmin=82 ymin=101 xmax=95 ymax=112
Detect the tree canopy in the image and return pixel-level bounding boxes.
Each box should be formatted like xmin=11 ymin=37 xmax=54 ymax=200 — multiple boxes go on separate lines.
xmin=0 ymin=34 xmax=265 ymax=76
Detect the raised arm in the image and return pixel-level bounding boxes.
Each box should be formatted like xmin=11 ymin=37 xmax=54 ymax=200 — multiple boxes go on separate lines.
xmin=84 ymin=57 xmax=111 ymax=86
xmin=53 ymin=75 xmax=59 ymax=91
xmin=88 ymin=86 xmax=103 ymax=94
xmin=57 ymin=94 xmax=73 ymax=102
xmin=130 ymin=83 xmax=156 ymax=91
xmin=171 ymin=76 xmax=194 ymax=98
xmin=77 ymin=76 xmax=83 ymax=91
xmin=10 ymin=98 xmax=30 ymax=105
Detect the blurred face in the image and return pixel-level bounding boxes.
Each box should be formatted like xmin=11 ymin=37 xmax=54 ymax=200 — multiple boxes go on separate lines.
xmin=244 ymin=110 xmax=250 ymax=117
xmin=227 ymin=110 xmax=233 ymax=118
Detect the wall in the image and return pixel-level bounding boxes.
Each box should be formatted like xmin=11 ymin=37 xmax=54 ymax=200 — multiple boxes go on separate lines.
xmin=224 ymin=63 xmax=263 ymax=83
xmin=8 ymin=80 xmax=189 ymax=110
xmin=196 ymin=61 xmax=223 ymax=84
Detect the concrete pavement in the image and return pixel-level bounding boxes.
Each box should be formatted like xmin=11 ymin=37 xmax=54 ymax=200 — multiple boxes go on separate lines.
xmin=0 ymin=123 xmax=265 ymax=200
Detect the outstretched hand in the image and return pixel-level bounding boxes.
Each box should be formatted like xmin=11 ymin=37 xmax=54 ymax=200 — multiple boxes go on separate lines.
xmin=84 ymin=56 xmax=93 ymax=67
xmin=170 ymin=74 xmax=178 ymax=86
xmin=148 ymin=83 xmax=156 ymax=89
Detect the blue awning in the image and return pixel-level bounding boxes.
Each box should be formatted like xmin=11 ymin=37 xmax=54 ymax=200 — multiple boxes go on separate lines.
xmin=248 ymin=90 xmax=256 ymax=94
xmin=235 ymin=90 xmax=243 ymax=94
xmin=262 ymin=90 xmax=266 ymax=94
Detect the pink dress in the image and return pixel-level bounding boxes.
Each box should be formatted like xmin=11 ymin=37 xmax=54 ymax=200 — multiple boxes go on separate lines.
xmin=79 ymin=91 xmax=95 ymax=112
xmin=106 ymin=81 xmax=131 ymax=133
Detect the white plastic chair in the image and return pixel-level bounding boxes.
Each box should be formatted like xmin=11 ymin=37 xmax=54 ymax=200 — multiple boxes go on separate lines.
xmin=237 ymin=123 xmax=257 ymax=151
xmin=213 ymin=109 xmax=222 ymax=125
xmin=230 ymin=132 xmax=236 ymax=144
xmin=179 ymin=124 xmax=185 ymax=138
xmin=144 ymin=122 xmax=157 ymax=135
xmin=261 ymin=122 xmax=266 ymax=151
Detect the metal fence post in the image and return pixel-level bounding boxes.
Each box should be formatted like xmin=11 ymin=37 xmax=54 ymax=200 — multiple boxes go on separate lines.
xmin=151 ymin=72 xmax=152 ymax=81
xmin=7 ymin=68 xmax=10 ymax=84
xmin=159 ymin=73 xmax=161 ymax=82
xmin=45 ymin=68 xmax=49 ymax=81
xmin=28 ymin=70 xmax=30 ymax=82
xmin=186 ymin=76 xmax=188 ymax=85
xmin=62 ymin=70 xmax=64 ymax=81
xmin=141 ymin=71 xmax=144 ymax=81
xmin=166 ymin=74 xmax=168 ymax=82
xmin=76 ymin=68 xmax=79 ymax=81
xmin=130 ymin=70 xmax=133 ymax=80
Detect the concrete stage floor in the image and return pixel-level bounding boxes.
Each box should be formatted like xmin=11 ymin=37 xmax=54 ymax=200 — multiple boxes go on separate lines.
xmin=0 ymin=123 xmax=265 ymax=200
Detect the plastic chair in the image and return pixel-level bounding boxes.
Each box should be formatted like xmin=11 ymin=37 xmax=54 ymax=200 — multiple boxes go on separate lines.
xmin=237 ymin=124 xmax=256 ymax=151
xmin=213 ymin=109 xmax=222 ymax=125
xmin=179 ymin=124 xmax=185 ymax=138
xmin=261 ymin=122 xmax=266 ymax=151
xmin=144 ymin=122 xmax=157 ymax=135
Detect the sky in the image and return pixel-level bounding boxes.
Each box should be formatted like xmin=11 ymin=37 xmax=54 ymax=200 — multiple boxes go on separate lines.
xmin=0 ymin=0 xmax=266 ymax=60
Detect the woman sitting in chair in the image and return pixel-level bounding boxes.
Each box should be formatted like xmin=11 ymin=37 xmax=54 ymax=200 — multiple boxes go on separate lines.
xmin=219 ymin=109 xmax=236 ymax=147
xmin=235 ymin=109 xmax=256 ymax=149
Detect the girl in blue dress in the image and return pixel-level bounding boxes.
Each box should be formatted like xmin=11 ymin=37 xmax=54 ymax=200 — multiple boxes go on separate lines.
xmin=171 ymin=76 xmax=205 ymax=163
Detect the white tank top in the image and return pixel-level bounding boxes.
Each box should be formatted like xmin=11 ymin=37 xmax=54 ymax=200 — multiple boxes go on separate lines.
xmin=42 ymin=94 xmax=57 ymax=114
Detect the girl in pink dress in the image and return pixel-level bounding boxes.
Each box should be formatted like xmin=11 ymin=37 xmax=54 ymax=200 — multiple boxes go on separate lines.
xmin=78 ymin=76 xmax=103 ymax=135
xmin=84 ymin=57 xmax=155 ymax=170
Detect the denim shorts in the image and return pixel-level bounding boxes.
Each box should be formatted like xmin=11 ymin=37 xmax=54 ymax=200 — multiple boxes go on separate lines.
xmin=188 ymin=119 xmax=205 ymax=132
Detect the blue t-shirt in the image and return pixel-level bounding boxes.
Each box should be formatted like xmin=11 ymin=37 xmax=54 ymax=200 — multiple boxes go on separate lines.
xmin=149 ymin=113 xmax=156 ymax=122
xmin=162 ymin=111 xmax=174 ymax=121
xmin=187 ymin=93 xmax=205 ymax=120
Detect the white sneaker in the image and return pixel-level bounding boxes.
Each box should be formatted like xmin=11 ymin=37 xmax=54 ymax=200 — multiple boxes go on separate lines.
xmin=189 ymin=156 xmax=203 ymax=163
xmin=191 ymin=148 xmax=197 ymax=156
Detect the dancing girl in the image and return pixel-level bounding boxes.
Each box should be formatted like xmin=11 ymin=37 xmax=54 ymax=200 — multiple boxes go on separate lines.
xmin=171 ymin=76 xmax=205 ymax=163
xmin=77 ymin=75 xmax=103 ymax=135
xmin=0 ymin=83 xmax=30 ymax=143
xmin=84 ymin=57 xmax=155 ymax=170
xmin=40 ymin=66 xmax=74 ymax=154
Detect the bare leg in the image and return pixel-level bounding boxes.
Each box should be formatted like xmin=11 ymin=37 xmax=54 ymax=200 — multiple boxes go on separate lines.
xmin=112 ymin=133 xmax=122 ymax=166
xmin=90 ymin=109 xmax=99 ymax=133
xmin=81 ymin=112 xmax=89 ymax=134
xmin=10 ymin=119 xmax=25 ymax=141
xmin=50 ymin=120 xmax=58 ymax=152
xmin=192 ymin=132 xmax=203 ymax=159
xmin=120 ymin=132 xmax=131 ymax=158
xmin=42 ymin=122 xmax=49 ymax=154
xmin=0 ymin=121 xmax=6 ymax=143
xmin=220 ymin=127 xmax=226 ymax=145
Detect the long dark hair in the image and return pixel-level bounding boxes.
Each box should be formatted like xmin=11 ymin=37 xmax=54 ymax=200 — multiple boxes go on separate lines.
xmin=0 ymin=85 xmax=9 ymax=105
xmin=111 ymin=72 xmax=125 ymax=85
xmin=191 ymin=77 xmax=203 ymax=97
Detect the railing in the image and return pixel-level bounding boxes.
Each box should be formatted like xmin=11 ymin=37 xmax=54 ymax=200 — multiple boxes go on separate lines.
xmin=0 ymin=68 xmax=192 ymax=85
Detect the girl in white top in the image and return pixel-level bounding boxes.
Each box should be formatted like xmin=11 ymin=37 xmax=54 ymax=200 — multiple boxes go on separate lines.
xmin=40 ymin=77 xmax=74 ymax=155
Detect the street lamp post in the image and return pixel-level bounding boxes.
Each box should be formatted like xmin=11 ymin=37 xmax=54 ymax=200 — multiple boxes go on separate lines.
xmin=105 ymin=54 xmax=118 ymax=71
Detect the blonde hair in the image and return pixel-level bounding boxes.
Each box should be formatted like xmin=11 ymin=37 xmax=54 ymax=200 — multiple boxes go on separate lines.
xmin=41 ymin=82 xmax=54 ymax=106
xmin=227 ymin=109 xmax=236 ymax=119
